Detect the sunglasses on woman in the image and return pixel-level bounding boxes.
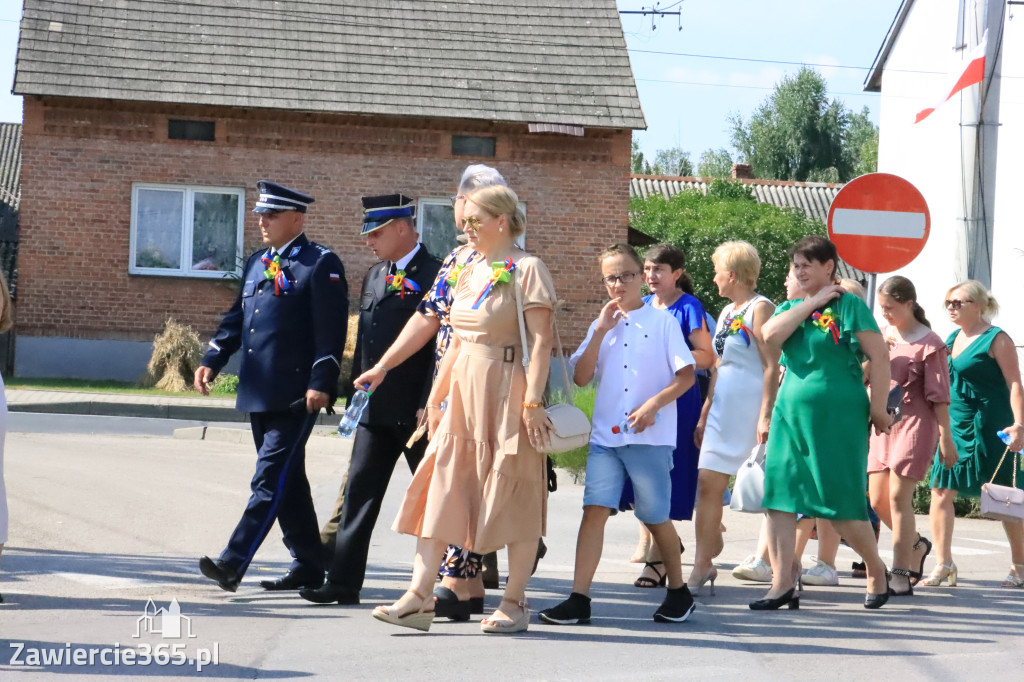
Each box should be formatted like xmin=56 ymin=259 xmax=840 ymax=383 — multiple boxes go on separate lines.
xmin=944 ymin=299 xmax=973 ymax=310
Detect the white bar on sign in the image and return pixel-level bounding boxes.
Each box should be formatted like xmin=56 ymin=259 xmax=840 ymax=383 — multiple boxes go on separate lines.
xmin=831 ymin=208 xmax=926 ymax=239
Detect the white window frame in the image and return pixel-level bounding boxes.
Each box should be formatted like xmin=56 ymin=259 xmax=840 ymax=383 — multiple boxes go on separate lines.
xmin=416 ymin=197 xmax=527 ymax=255
xmin=129 ymin=183 xmax=246 ymax=278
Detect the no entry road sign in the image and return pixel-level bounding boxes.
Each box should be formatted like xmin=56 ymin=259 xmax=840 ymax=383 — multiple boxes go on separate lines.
xmin=827 ymin=173 xmax=930 ymax=274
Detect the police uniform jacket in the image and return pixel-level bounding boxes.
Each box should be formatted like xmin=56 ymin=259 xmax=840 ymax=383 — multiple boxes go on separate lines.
xmin=202 ymin=233 xmax=349 ymax=413
xmin=352 ymin=245 xmax=441 ymax=429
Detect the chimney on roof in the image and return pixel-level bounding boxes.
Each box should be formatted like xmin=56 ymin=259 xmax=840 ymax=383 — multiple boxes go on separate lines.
xmin=732 ymin=163 xmax=754 ymax=180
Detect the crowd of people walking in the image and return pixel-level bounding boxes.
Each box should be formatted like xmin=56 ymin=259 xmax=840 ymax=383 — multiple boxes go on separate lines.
xmin=181 ymin=163 xmax=1023 ymax=633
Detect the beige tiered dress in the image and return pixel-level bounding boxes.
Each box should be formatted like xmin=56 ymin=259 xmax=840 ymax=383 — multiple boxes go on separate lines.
xmin=393 ymin=254 xmax=556 ymax=554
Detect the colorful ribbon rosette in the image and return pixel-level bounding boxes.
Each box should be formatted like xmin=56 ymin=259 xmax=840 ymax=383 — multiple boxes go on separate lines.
xmin=434 ymin=263 xmax=465 ymax=299
xmin=260 ymin=252 xmax=292 ymax=296
xmin=811 ymin=307 xmax=840 ymax=344
xmin=471 ymin=258 xmax=515 ymax=309
xmin=386 ymin=269 xmax=420 ymax=298
xmin=725 ymin=313 xmax=753 ymax=346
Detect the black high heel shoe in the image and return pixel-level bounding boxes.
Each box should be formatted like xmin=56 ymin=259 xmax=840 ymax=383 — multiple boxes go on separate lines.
xmin=749 ymin=587 xmax=799 ymax=610
xmin=888 ymin=568 xmax=914 ymax=597
xmin=865 ymin=571 xmax=891 ymax=609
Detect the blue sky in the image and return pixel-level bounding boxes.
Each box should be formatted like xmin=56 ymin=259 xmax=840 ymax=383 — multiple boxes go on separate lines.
xmin=0 ymin=1 xmax=903 ymax=165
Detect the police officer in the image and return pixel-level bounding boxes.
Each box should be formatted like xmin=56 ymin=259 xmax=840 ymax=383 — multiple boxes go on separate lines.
xmin=196 ymin=180 xmax=348 ymax=593
xmin=300 ymin=194 xmax=440 ymax=605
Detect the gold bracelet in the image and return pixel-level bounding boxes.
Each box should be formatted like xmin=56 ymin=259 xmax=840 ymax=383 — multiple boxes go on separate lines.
xmin=523 ymin=402 xmax=543 ymax=409
xmin=426 ymin=404 xmax=441 ymax=410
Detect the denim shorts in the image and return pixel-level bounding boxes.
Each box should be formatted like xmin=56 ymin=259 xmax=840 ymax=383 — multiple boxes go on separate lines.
xmin=583 ymin=443 xmax=674 ymax=524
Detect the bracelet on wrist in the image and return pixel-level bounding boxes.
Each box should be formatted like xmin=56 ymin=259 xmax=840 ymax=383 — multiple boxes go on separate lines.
xmin=426 ymin=404 xmax=441 ymax=410
xmin=374 ymin=362 xmax=388 ymax=373
xmin=523 ymin=402 xmax=544 ymax=409
xmin=1014 ymin=422 xmax=1024 ymax=430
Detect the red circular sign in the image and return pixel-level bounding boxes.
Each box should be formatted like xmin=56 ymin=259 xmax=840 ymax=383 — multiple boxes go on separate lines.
xmin=827 ymin=173 xmax=930 ymax=274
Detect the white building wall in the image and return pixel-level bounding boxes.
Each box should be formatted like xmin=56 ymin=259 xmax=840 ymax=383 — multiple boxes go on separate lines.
xmin=875 ymin=0 xmax=1021 ymax=352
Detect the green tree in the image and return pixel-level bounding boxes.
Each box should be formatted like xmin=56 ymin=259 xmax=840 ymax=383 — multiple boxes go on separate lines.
xmin=631 ymin=137 xmax=650 ymax=174
xmin=730 ymin=67 xmax=851 ymax=182
xmin=846 ymin=106 xmax=879 ymax=178
xmin=629 ymin=181 xmax=825 ymax=316
xmin=651 ymin=147 xmax=694 ymax=176
xmin=697 ymin=148 xmax=734 ymax=178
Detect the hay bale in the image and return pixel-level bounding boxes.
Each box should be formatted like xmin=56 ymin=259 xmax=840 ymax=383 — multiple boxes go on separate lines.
xmin=147 ymin=318 xmax=203 ymax=392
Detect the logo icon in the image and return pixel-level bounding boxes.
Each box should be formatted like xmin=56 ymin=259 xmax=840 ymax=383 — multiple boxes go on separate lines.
xmin=134 ymin=598 xmax=196 ymax=639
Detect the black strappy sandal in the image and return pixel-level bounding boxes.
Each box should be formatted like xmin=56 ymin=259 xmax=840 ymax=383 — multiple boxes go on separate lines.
xmin=634 ymin=561 xmax=667 ymax=588
xmin=908 ymin=535 xmax=932 ymax=586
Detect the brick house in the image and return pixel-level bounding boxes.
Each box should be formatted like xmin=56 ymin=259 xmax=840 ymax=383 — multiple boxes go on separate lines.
xmin=12 ymin=0 xmax=644 ymax=380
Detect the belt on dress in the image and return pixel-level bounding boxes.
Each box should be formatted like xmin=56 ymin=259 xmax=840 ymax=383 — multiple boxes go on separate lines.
xmin=459 ymin=341 xmax=523 ymax=453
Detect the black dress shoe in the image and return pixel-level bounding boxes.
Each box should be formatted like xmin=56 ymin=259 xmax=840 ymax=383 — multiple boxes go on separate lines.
xmin=199 ymin=556 xmax=241 ymax=593
xmin=259 ymin=569 xmax=324 ymax=591
xmin=749 ymin=587 xmax=799 ymax=610
xmin=298 ymin=580 xmax=359 ymax=605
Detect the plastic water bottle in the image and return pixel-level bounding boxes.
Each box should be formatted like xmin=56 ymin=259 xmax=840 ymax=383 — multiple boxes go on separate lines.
xmin=337 ymin=387 xmax=372 ymax=437
xmin=996 ymin=430 xmax=1023 ymax=454
xmin=612 ymin=415 xmax=656 ymax=434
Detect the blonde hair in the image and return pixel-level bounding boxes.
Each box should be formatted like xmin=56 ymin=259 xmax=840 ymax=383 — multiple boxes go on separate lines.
xmin=946 ymin=279 xmax=998 ymax=318
xmin=0 ymin=271 xmax=11 ymax=333
xmin=711 ymin=240 xmax=761 ymax=289
xmin=466 ymin=185 xmax=526 ymax=237
xmin=839 ymin=278 xmax=866 ymax=302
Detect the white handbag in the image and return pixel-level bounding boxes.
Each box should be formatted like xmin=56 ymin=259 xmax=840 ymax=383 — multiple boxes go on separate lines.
xmin=730 ymin=442 xmax=766 ymax=514
xmin=512 ymin=264 xmax=592 ymax=455
xmin=980 ymin=448 xmax=1024 ymax=523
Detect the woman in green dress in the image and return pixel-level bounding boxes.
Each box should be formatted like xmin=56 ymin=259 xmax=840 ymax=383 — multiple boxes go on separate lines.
xmin=923 ymin=280 xmax=1024 ymax=588
xmin=756 ymin=236 xmax=893 ymax=610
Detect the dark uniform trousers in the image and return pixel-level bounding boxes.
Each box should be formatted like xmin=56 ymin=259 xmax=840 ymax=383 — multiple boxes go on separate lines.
xmin=201 ymin=233 xmax=349 ymax=580
xmin=323 ymin=245 xmax=440 ymax=593
xmin=328 ymin=423 xmax=426 ymax=590
xmin=222 ymin=410 xmax=321 ymax=575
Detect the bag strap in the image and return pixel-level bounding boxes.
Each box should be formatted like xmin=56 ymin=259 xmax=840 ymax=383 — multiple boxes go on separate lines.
xmin=512 ymin=260 xmax=574 ymax=405
xmin=988 ymin=447 xmax=1020 ymax=489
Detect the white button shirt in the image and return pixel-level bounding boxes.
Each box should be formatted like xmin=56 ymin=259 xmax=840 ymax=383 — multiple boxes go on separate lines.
xmin=570 ymin=303 xmax=694 ymax=448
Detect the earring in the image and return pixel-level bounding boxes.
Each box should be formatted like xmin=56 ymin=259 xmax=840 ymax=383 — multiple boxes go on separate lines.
xmin=498 ymin=226 xmax=504 ymax=232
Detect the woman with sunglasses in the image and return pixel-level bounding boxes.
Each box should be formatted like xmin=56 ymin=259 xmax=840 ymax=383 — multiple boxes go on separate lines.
xmin=923 ymin=280 xmax=1024 ymax=588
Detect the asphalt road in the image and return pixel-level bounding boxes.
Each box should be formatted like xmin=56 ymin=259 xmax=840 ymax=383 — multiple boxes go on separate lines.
xmin=1 ymin=416 xmax=1022 ymax=680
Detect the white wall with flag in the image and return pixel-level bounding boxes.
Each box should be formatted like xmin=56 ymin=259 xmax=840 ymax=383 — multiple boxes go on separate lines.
xmin=868 ymin=0 xmax=1023 ymax=357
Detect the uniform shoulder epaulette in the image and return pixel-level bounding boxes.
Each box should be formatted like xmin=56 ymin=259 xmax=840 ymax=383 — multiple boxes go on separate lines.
xmin=310 ymin=242 xmax=333 ymax=256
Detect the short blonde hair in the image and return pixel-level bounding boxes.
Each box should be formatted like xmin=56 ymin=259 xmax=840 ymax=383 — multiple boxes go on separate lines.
xmin=466 ymin=185 xmax=526 ymax=237
xmin=840 ymin=278 xmax=866 ymax=302
xmin=711 ymin=240 xmax=760 ymax=289
xmin=946 ymin=279 xmax=998 ymax=318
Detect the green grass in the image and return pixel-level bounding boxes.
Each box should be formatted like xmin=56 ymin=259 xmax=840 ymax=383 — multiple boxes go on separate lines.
xmin=549 ymin=383 xmax=597 ymax=484
xmin=6 ymin=377 xmax=230 ymax=398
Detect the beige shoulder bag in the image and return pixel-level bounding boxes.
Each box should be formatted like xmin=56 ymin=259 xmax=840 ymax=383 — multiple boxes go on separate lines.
xmin=512 ymin=261 xmax=591 ymax=454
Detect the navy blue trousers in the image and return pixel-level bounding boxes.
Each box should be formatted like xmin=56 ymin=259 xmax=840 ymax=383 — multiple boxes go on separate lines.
xmin=220 ymin=410 xmax=322 ymax=577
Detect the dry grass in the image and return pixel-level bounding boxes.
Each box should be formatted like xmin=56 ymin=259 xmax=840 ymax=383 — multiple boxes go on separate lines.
xmin=141 ymin=318 xmax=203 ymax=392
xmin=338 ymin=312 xmax=359 ymax=397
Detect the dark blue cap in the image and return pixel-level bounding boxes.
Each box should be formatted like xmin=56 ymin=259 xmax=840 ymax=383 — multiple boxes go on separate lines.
xmin=361 ymin=194 xmax=415 ymax=235
xmin=253 ymin=180 xmax=315 ymax=214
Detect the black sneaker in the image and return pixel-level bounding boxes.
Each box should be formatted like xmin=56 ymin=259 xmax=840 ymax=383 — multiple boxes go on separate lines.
xmin=653 ymin=585 xmax=695 ymax=623
xmin=538 ymin=592 xmax=591 ymax=625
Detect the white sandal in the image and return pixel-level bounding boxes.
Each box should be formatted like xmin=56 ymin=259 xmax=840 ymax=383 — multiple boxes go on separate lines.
xmin=480 ymin=598 xmax=529 ymax=634
xmin=1001 ymin=563 xmax=1024 ymax=588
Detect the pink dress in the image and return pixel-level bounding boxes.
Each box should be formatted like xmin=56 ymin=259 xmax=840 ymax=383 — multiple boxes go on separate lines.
xmin=867 ymin=327 xmax=950 ymax=481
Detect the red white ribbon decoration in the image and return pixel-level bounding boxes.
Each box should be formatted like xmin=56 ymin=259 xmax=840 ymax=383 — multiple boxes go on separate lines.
xmin=914 ymin=31 xmax=987 ymax=124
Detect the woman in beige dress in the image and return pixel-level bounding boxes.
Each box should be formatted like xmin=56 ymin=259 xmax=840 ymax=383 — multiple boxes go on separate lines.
xmin=372 ymin=184 xmax=556 ymax=633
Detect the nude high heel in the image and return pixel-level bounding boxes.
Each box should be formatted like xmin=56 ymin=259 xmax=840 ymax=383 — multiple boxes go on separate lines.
xmin=920 ymin=562 xmax=957 ymax=587
xmin=372 ymin=589 xmax=435 ymax=632
xmin=1001 ymin=563 xmax=1024 ymax=588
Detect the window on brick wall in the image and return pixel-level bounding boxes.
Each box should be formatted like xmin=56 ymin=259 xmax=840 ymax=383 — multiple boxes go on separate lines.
xmin=130 ymin=183 xmax=245 ymax=278
xmin=416 ymin=198 xmax=526 ymax=257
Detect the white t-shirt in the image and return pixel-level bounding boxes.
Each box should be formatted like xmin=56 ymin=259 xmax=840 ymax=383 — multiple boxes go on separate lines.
xmin=569 ymin=303 xmax=694 ymax=448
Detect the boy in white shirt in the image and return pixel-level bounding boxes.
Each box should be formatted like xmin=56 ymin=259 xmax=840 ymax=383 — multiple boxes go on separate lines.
xmin=539 ymin=244 xmax=697 ymax=625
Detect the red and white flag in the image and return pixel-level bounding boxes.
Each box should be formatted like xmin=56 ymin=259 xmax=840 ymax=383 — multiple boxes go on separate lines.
xmin=914 ymin=31 xmax=988 ymax=124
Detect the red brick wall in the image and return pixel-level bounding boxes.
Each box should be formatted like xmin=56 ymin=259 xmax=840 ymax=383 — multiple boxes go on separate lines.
xmin=18 ymin=96 xmax=631 ymax=348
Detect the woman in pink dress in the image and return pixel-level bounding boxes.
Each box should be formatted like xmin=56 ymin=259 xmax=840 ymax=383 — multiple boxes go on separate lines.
xmin=867 ymin=276 xmax=957 ymax=596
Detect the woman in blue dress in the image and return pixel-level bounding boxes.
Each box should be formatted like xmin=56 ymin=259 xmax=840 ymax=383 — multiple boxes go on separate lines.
xmin=627 ymin=243 xmax=715 ymax=587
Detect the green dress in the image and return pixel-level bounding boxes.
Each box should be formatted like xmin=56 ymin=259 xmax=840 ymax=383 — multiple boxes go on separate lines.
xmin=763 ymin=292 xmax=879 ymax=520
xmin=930 ymin=327 xmax=1019 ymax=497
